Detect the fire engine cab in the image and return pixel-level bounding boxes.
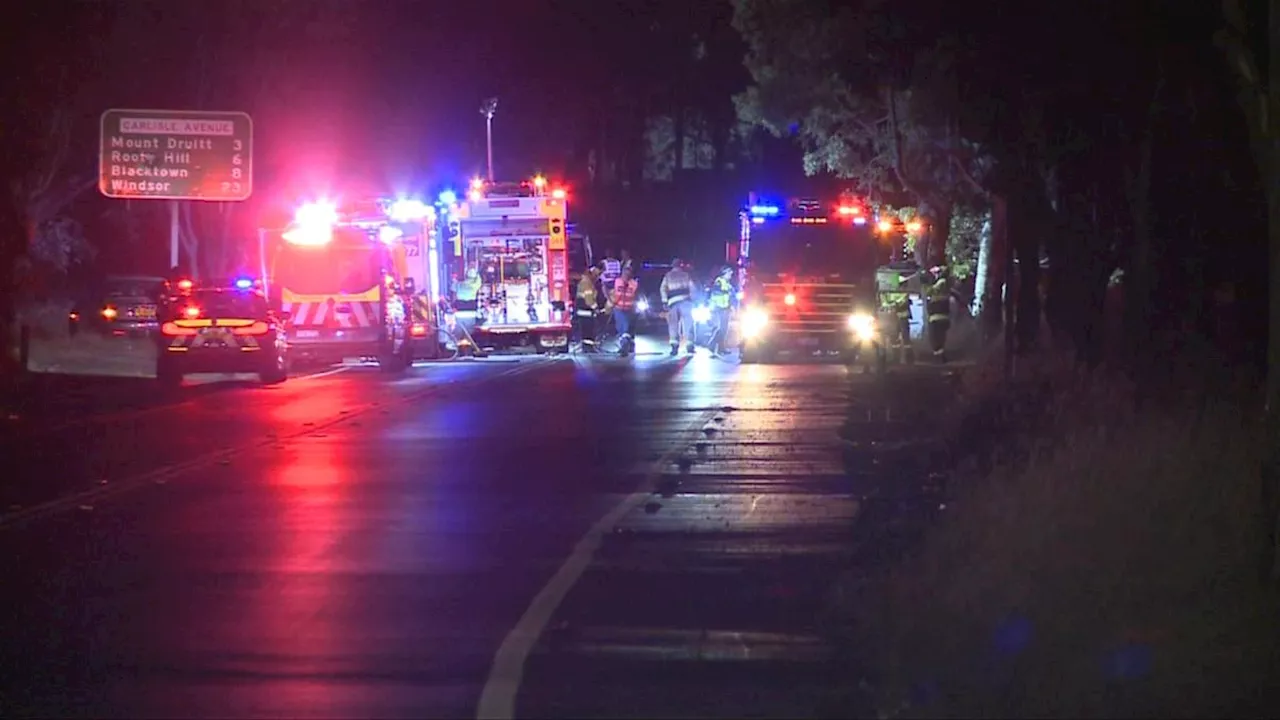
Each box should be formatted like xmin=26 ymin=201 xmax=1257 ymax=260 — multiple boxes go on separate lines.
xmin=448 ymin=176 xmax=572 ymax=353
xmin=262 ymin=197 xmax=444 ymax=369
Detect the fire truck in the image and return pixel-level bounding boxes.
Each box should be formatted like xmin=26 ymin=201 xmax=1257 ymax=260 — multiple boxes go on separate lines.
xmin=260 ymin=196 xmax=444 ymax=369
xmin=734 ymin=193 xmax=889 ymax=363
xmin=447 ymin=176 xmax=572 ymax=353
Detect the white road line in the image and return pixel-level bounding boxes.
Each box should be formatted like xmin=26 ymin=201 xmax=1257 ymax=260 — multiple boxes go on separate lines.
xmin=291 ymin=365 xmax=350 ymax=381
xmin=476 ymin=406 xmax=722 ymax=720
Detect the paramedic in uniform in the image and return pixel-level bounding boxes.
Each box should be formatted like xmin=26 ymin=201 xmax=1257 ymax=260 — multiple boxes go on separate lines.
xmin=575 ymin=264 xmax=603 ymax=352
xmin=454 ymin=267 xmax=481 ymax=310
xmin=660 ymin=258 xmax=696 ymax=356
xmin=707 ymin=265 xmax=734 ymax=356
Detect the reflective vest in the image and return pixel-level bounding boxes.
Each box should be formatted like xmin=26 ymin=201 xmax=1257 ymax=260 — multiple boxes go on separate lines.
xmin=927 ymin=281 xmax=950 ymax=323
xmin=882 ymin=291 xmax=910 ymax=318
xmin=613 ymin=278 xmax=638 ymax=310
xmin=601 ymin=258 xmax=622 ymax=283
xmin=710 ymin=276 xmax=732 ymax=309
xmin=661 ymin=268 xmax=693 ymax=306
xmin=456 ymin=275 xmax=481 ymax=302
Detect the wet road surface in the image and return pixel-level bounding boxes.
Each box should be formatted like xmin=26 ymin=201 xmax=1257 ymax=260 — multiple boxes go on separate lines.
xmin=0 ymin=348 xmax=956 ymax=718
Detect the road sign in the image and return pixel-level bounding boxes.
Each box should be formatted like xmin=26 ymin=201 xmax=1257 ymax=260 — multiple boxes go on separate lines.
xmin=98 ymin=108 xmax=253 ymax=201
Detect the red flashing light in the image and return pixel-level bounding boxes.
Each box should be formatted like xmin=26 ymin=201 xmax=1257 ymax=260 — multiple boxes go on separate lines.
xmin=876 ymin=220 xmax=893 ymax=232
xmin=906 ymin=220 xmax=923 ymax=233
xmin=837 ymin=205 xmax=862 ymax=216
xmin=551 ymin=188 xmax=566 ymax=200
xmin=176 ymin=279 xmax=194 ymax=291
xmin=183 ymin=306 xmax=201 ymax=319
xmin=101 ymin=307 xmax=118 ymax=320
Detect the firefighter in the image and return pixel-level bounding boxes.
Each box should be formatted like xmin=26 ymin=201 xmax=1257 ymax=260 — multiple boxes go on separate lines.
xmin=660 ymin=257 xmax=696 ymax=356
xmin=707 ymin=265 xmax=734 ymax=356
xmin=881 ymin=280 xmax=912 ymax=357
xmin=926 ymin=267 xmax=952 ymax=362
xmin=609 ymin=264 xmax=639 ymax=356
xmin=575 ymin=263 xmax=603 ymax=352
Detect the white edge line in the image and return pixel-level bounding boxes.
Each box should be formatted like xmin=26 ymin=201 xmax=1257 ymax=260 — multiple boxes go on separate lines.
xmin=475 ymin=407 xmax=720 ymax=720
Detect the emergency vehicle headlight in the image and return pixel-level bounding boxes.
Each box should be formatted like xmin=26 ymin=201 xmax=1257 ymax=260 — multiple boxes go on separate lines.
xmin=378 ymin=225 xmax=404 ymax=243
xmin=389 ymin=199 xmax=432 ymax=222
xmin=848 ymin=312 xmax=876 ymax=341
xmin=692 ymin=305 xmax=712 ymax=324
xmin=234 ymin=278 xmax=253 ymax=290
xmin=741 ymin=308 xmax=769 ymax=338
xmin=636 ymin=296 xmax=650 ymax=313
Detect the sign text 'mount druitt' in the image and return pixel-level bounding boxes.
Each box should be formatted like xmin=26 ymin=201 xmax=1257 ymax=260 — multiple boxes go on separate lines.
xmin=98 ymin=109 xmax=253 ymax=202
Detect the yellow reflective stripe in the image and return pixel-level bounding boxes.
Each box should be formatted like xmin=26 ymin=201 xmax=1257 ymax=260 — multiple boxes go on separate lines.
xmin=214 ymin=318 xmax=255 ymax=327
xmin=175 ymin=319 xmax=213 ymax=328
xmin=282 ymin=286 xmax=380 ymax=303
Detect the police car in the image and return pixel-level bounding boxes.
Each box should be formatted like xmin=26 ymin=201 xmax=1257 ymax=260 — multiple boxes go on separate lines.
xmin=155 ymin=278 xmax=290 ymax=385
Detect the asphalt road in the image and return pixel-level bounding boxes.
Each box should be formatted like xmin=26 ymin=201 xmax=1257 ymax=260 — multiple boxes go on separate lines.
xmin=0 ymin=342 xmax=957 ymax=719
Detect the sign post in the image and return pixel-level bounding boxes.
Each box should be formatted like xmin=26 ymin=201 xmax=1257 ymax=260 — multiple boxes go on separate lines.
xmin=99 ymin=109 xmax=253 ymax=271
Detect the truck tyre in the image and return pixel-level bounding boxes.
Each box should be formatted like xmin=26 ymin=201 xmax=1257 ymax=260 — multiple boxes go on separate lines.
xmin=259 ymin=351 xmax=288 ymax=385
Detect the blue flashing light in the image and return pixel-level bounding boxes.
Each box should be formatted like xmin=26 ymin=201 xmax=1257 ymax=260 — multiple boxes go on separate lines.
xmin=234 ymin=278 xmax=253 ymax=290
xmin=438 ymin=190 xmax=457 ymax=206
xmin=749 ymin=204 xmax=780 ymax=217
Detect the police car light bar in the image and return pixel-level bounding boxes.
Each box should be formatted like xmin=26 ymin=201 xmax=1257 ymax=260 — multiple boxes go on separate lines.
xmin=438 ymin=190 xmax=457 ymax=206
xmin=234 ymin=278 xmax=254 ymax=289
xmin=750 ymin=204 xmax=780 ymax=217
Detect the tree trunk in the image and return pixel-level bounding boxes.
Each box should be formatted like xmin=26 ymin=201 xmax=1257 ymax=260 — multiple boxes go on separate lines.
xmin=972 ymin=207 xmax=993 ymax=318
xmin=986 ymin=195 xmax=1008 ymax=342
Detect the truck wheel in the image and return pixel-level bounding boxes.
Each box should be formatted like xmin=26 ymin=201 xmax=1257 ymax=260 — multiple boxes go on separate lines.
xmin=259 ymin=351 xmax=288 ymax=385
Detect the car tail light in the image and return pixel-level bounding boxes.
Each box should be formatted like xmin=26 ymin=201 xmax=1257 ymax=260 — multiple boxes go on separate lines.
xmin=101 ymin=307 xmax=118 ymax=320
xmin=232 ymin=321 xmax=269 ymax=336
xmin=161 ymin=322 xmax=197 ymax=336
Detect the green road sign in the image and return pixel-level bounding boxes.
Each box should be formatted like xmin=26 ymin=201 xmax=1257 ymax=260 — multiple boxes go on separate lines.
xmin=98 ymin=108 xmax=253 ymax=201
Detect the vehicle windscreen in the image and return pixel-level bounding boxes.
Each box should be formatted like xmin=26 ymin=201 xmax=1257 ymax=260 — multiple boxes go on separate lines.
xmin=184 ymin=291 xmax=268 ymax=318
xmin=274 ymin=230 xmax=382 ymax=295
xmin=748 ymin=223 xmax=878 ymax=281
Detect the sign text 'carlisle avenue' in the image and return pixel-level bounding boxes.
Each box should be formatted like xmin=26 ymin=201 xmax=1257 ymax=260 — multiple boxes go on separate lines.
xmin=98 ymin=109 xmax=253 ymax=202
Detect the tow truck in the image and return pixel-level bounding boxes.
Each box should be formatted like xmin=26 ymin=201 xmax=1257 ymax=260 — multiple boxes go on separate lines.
xmin=259 ymin=196 xmax=444 ymax=370
xmin=448 ymin=176 xmax=572 ymax=353
xmin=734 ymin=193 xmax=887 ymax=363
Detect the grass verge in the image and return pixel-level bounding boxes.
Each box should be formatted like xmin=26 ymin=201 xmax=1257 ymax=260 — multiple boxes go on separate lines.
xmin=842 ymin=343 xmax=1279 ymax=718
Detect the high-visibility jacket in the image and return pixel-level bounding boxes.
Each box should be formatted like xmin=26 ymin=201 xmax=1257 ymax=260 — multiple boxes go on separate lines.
xmin=601 ymin=258 xmax=622 ymax=283
xmin=456 ymin=275 xmax=481 ymax=302
xmin=882 ymin=291 xmax=910 ymax=318
xmin=660 ymin=268 xmax=694 ymax=306
xmin=612 ymin=278 xmax=638 ymax=310
xmin=927 ymin=280 xmax=951 ymax=324
xmin=710 ymin=276 xmax=733 ymax=309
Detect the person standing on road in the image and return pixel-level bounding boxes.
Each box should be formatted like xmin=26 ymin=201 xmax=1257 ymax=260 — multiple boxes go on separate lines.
xmin=925 ymin=267 xmax=952 ymax=363
xmin=601 ymin=249 xmax=621 ymax=286
xmin=660 ymin=257 xmax=696 ymax=356
xmin=707 ymin=265 xmax=734 ymax=356
xmin=575 ymin=264 xmax=603 ymax=352
xmin=619 ymin=248 xmax=634 ymax=276
xmin=609 ymin=265 xmax=640 ymax=357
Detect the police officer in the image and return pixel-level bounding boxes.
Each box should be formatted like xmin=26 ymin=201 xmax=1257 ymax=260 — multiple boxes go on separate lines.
xmin=660 ymin=257 xmax=696 ymax=356
xmin=575 ymin=264 xmax=603 ymax=352
xmin=925 ymin=267 xmax=952 ymax=363
xmin=707 ymin=265 xmax=734 ymax=356
xmin=609 ymin=265 xmax=640 ymax=356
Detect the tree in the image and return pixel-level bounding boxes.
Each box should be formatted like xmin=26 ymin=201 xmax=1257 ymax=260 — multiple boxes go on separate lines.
xmin=1216 ymin=0 xmax=1280 ymax=581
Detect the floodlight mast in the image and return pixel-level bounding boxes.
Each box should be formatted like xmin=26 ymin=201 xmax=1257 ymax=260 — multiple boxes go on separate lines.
xmin=481 ymin=97 xmax=498 ymax=182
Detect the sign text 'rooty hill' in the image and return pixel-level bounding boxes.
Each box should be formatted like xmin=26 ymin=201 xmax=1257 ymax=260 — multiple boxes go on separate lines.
xmin=98 ymin=109 xmax=253 ymax=202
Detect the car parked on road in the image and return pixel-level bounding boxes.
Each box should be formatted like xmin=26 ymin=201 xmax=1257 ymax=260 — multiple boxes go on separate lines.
xmin=69 ymin=275 xmax=167 ymax=339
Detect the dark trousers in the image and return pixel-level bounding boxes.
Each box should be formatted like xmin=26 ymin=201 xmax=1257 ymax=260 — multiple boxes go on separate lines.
xmin=927 ymin=319 xmax=950 ymax=355
xmin=575 ymin=311 xmax=597 ymax=346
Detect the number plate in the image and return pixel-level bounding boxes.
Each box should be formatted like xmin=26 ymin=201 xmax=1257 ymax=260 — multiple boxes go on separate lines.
xmin=797 ymin=337 xmax=820 ymax=346
xmin=134 ymin=306 xmax=156 ymax=318
xmin=295 ymin=329 xmax=320 ymax=338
